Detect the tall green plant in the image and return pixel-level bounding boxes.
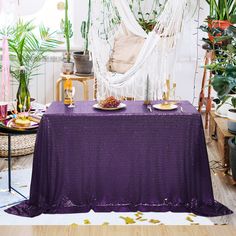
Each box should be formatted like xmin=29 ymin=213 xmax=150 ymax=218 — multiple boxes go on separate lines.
xmin=0 ymin=20 xmax=62 ymax=85
xmin=205 ymin=0 xmax=236 ymax=23
xmin=81 ymin=0 xmax=92 ymax=53
xmin=61 ymin=0 xmax=73 ymax=62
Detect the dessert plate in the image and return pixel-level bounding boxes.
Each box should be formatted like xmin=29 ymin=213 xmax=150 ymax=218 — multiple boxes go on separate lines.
xmin=153 ymin=103 xmax=178 ymax=111
xmin=7 ymin=119 xmax=39 ymax=130
xmin=93 ymin=103 xmax=126 ymax=111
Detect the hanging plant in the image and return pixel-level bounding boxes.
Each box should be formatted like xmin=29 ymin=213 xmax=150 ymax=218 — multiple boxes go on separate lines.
xmin=130 ymin=0 xmax=167 ymax=33
xmin=100 ymin=0 xmax=166 ymax=36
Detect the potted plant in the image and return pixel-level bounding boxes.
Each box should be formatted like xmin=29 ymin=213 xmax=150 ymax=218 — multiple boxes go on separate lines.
xmin=73 ymin=0 xmax=93 ymax=74
xmin=207 ymin=26 xmax=236 ymax=128
xmin=210 ymin=41 xmax=236 ymax=181
xmin=228 ymin=137 xmax=236 ymax=180
xmin=0 ymin=20 xmax=62 ymax=111
xmin=61 ymin=0 xmax=74 ymax=74
xmin=205 ymin=0 xmax=236 ymax=41
xmin=130 ymin=0 xmax=166 ymax=33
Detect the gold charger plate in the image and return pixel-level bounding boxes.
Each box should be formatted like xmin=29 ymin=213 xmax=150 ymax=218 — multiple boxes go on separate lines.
xmin=93 ymin=103 xmax=126 ymax=111
xmin=153 ymin=103 xmax=178 ymax=111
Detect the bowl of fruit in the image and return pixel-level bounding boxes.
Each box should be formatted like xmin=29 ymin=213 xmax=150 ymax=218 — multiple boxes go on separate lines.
xmin=93 ymin=96 xmax=126 ymax=111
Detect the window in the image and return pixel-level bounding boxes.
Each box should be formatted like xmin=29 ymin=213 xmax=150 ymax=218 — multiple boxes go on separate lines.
xmin=0 ymin=0 xmax=83 ymax=48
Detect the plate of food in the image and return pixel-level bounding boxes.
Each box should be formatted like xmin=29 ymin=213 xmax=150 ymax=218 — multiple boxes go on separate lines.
xmin=93 ymin=96 xmax=126 ymax=111
xmin=7 ymin=116 xmax=39 ymax=130
xmin=153 ymin=103 xmax=178 ymax=111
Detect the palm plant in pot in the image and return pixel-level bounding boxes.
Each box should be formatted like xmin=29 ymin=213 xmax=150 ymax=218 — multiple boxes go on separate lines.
xmin=0 ymin=20 xmax=62 ymax=111
xmin=205 ymin=0 xmax=236 ymax=41
xmin=73 ymin=0 xmax=93 ymax=75
xmin=61 ymin=0 xmax=74 ymax=74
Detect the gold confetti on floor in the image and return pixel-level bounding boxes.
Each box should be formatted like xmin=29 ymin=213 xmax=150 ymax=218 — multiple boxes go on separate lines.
xmin=84 ymin=219 xmax=91 ymax=225
xmin=102 ymin=222 xmax=109 ymax=225
xmin=139 ymin=218 xmax=148 ymax=222
xmin=70 ymin=223 xmax=78 ymax=227
xmin=189 ymin=213 xmax=197 ymax=217
xmin=186 ymin=216 xmax=194 ymax=222
xmin=149 ymin=219 xmax=161 ymax=224
xmin=120 ymin=216 xmax=136 ymax=224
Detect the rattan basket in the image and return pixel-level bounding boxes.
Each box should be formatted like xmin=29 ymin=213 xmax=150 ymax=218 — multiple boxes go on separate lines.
xmin=0 ymin=134 xmax=36 ymax=157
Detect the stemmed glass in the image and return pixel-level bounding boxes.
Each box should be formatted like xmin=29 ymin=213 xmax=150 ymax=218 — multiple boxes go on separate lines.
xmin=68 ymin=87 xmax=75 ymax=108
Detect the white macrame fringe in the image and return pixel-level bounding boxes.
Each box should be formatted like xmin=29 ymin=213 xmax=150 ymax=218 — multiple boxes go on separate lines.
xmin=91 ymin=0 xmax=197 ymax=100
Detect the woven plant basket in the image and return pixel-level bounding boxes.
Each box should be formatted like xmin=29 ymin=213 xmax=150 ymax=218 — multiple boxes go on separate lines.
xmin=0 ymin=134 xmax=36 ymax=157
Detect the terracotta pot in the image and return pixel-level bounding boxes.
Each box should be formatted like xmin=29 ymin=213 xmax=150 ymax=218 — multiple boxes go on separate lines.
xmin=208 ymin=20 xmax=232 ymax=42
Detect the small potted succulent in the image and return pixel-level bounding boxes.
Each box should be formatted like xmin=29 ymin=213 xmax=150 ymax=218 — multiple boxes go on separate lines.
xmin=73 ymin=0 xmax=93 ymax=74
xmin=61 ymin=0 xmax=74 ymax=74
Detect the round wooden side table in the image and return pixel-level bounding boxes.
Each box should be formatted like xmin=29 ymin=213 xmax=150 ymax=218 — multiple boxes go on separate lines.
xmin=56 ymin=73 xmax=95 ymax=101
xmin=0 ymin=123 xmax=38 ymax=207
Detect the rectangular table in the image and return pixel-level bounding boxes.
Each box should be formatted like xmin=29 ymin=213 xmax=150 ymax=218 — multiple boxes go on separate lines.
xmin=6 ymin=101 xmax=232 ymax=217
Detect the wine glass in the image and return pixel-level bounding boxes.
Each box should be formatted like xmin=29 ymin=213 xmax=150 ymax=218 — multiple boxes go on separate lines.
xmin=68 ymin=87 xmax=75 ymax=108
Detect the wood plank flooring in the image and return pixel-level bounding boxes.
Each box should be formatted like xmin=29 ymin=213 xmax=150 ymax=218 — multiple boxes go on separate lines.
xmin=0 ymin=226 xmax=235 ymax=236
xmin=0 ymin=115 xmax=236 ymax=226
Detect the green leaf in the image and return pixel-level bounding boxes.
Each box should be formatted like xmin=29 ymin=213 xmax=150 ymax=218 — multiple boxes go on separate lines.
xmin=230 ymin=14 xmax=236 ymax=23
xmin=231 ymin=97 xmax=236 ymax=108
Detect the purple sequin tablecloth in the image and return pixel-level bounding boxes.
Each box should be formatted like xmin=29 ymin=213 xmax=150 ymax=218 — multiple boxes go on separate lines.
xmin=6 ymin=101 xmax=232 ymax=217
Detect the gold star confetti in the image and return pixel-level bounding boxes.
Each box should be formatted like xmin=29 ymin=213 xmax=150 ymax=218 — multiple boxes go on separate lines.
xmin=189 ymin=213 xmax=197 ymax=217
xmin=186 ymin=216 xmax=194 ymax=222
xmin=149 ymin=219 xmax=161 ymax=224
xmin=71 ymin=223 xmax=78 ymax=227
xmin=139 ymin=218 xmax=148 ymax=222
xmin=84 ymin=219 xmax=91 ymax=225
xmin=137 ymin=211 xmax=143 ymax=215
xmin=102 ymin=222 xmax=109 ymax=225
xmin=120 ymin=216 xmax=136 ymax=224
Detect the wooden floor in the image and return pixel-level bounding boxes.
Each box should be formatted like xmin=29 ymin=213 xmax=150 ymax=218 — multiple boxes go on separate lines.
xmin=0 ymin=226 xmax=235 ymax=236
xmin=0 ymin=115 xmax=236 ymax=228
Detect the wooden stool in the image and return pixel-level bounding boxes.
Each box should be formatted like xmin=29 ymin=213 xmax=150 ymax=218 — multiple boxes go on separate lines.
xmin=56 ymin=73 xmax=95 ymax=101
xmin=198 ymin=50 xmax=215 ymax=129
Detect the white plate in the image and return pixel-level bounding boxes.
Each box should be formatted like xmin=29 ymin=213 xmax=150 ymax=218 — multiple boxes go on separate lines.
xmin=93 ymin=103 xmax=127 ymax=111
xmin=153 ymin=103 xmax=178 ymax=111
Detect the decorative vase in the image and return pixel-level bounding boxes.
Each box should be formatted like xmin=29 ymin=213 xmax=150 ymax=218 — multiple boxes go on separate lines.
xmin=16 ymin=67 xmax=31 ymax=112
xmin=228 ymin=137 xmax=236 ymax=181
xmin=73 ymin=51 xmax=93 ymax=74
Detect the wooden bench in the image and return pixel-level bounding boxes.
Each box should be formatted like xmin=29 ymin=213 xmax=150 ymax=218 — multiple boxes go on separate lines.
xmin=209 ymin=111 xmax=234 ymax=169
xmin=209 ymin=111 xmax=236 ymax=185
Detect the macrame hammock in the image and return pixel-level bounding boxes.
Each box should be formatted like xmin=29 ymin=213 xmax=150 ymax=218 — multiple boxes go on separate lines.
xmin=91 ymin=0 xmax=197 ymax=100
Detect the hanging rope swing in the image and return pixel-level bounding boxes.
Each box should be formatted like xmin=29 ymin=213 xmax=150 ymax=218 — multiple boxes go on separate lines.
xmin=91 ymin=0 xmax=198 ymax=100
